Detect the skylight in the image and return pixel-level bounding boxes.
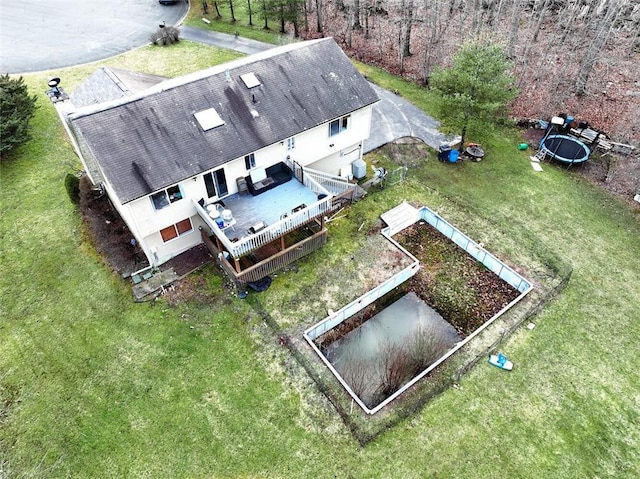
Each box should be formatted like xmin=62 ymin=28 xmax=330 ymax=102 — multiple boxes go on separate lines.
xmin=240 ymin=72 xmax=261 ymax=89
xmin=194 ymin=108 xmax=225 ymax=131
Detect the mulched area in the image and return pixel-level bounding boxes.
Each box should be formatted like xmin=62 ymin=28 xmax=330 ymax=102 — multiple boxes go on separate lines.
xmin=79 ymin=176 xmax=147 ymax=276
xmin=161 ymin=244 xmax=212 ymax=277
xmin=78 ymin=175 xmax=212 ymax=278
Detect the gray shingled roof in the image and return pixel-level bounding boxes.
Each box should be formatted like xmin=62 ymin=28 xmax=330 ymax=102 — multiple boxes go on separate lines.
xmin=70 ymin=66 xmax=168 ymax=108
xmin=69 ymin=38 xmax=379 ymax=204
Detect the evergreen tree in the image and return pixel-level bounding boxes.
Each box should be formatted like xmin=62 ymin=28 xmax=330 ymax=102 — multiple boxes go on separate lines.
xmin=430 ymin=41 xmax=517 ymax=151
xmin=1 ymin=74 xmax=38 ymax=158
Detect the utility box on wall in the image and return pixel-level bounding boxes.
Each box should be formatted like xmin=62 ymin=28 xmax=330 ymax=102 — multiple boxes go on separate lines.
xmin=352 ymin=159 xmax=366 ymax=179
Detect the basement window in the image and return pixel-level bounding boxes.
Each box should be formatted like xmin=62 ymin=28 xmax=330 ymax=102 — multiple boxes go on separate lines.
xmin=194 ymin=108 xmax=225 ymax=131
xmin=160 ymin=218 xmax=193 ymax=243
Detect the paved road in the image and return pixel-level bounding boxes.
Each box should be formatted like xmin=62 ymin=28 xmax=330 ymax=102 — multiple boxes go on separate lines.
xmin=0 ymin=0 xmax=188 ymax=74
xmin=181 ymin=26 xmax=272 ymax=56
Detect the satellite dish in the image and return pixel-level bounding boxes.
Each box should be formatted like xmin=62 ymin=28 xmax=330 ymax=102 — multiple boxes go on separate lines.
xmin=48 ymin=77 xmax=61 ymax=88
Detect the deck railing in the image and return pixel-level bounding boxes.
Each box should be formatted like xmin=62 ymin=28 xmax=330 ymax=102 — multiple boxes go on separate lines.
xmin=195 ymin=163 xmax=357 ymax=259
xmin=194 ymin=196 xmax=331 ymax=259
xmin=288 ymin=160 xmax=358 ymax=197
xmin=203 ymin=228 xmax=327 ymax=284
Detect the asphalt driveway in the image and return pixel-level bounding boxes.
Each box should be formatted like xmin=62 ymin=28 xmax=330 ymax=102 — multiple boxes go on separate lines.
xmin=364 ymin=84 xmax=448 ymax=152
xmin=0 ymin=0 xmax=188 ymax=74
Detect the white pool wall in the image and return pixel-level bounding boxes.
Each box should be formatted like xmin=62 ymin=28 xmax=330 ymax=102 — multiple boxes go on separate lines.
xmin=303 ymin=203 xmax=534 ymax=414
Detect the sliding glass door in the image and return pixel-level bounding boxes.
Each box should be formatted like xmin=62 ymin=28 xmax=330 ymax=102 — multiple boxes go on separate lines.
xmin=204 ymin=168 xmax=228 ymax=199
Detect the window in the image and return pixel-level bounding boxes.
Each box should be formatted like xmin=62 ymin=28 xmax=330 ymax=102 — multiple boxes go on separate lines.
xmin=244 ymin=153 xmax=256 ymax=170
xmin=329 ymin=115 xmax=350 ymax=137
xmin=286 ymin=137 xmax=295 ymax=150
xmin=204 ymin=168 xmax=228 ymax=199
xmin=176 ymin=218 xmax=192 ymax=235
xmin=160 ymin=218 xmax=193 ymax=243
xmin=151 ymin=185 xmax=183 ymax=211
xmin=204 ymin=172 xmax=216 ymax=198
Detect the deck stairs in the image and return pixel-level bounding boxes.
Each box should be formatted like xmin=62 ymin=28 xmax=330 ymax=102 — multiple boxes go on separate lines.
xmin=380 ymin=201 xmax=420 ymax=236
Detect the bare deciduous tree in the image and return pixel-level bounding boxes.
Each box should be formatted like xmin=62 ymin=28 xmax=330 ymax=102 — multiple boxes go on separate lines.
xmin=316 ymin=0 xmax=324 ymax=33
xmin=507 ymin=0 xmax=525 ymax=59
xmin=212 ymin=0 xmax=222 ymax=18
xmin=247 ymin=0 xmax=254 ymax=25
xmin=575 ymin=0 xmax=626 ymax=96
xmin=352 ymin=0 xmax=362 ymax=29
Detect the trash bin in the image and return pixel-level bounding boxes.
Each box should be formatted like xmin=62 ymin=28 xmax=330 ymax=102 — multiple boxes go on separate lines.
xmin=438 ymin=144 xmax=451 ymax=162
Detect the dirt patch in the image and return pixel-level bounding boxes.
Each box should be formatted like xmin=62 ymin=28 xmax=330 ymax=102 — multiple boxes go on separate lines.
xmin=78 ymin=175 xmax=212 ymax=279
xmin=382 ymin=138 xmax=433 ymax=168
xmin=161 ymin=270 xmax=233 ymax=308
xmin=79 ymin=175 xmax=148 ymax=276
xmin=162 ymin=244 xmax=212 ymax=277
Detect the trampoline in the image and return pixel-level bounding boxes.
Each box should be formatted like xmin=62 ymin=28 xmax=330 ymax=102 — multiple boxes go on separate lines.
xmin=540 ymin=134 xmax=591 ymax=165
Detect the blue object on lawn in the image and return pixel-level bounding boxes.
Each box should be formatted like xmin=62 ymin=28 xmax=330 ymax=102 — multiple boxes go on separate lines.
xmin=449 ymin=149 xmax=459 ymax=163
xmin=489 ymin=352 xmax=513 ymax=370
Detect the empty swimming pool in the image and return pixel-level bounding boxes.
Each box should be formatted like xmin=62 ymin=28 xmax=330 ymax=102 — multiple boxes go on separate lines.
xmin=323 ymin=292 xmax=460 ymax=409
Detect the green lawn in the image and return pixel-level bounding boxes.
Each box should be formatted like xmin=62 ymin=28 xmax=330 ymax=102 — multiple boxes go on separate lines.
xmin=1 ymin=40 xmax=639 ymax=478
xmin=184 ymin=0 xmax=296 ymax=45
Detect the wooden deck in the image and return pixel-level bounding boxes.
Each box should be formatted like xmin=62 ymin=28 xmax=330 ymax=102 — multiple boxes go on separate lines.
xmin=202 ymin=221 xmax=327 ymax=284
xmin=198 ymin=167 xmax=359 ymax=284
xmin=216 ymin=178 xmax=319 ymax=239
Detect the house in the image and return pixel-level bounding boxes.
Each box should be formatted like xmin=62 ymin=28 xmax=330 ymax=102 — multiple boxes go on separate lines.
xmin=60 ymin=38 xmax=379 ymax=284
